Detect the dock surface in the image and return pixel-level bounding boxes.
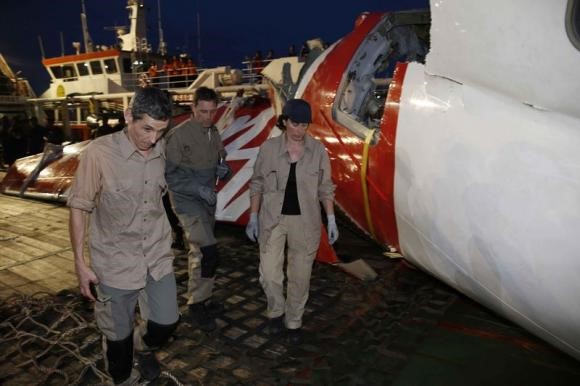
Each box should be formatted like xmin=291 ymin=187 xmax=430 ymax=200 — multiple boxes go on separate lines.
xmin=0 ymin=192 xmax=579 ymax=385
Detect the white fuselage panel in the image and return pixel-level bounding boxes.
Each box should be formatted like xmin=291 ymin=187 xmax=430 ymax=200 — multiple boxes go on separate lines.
xmin=427 ymin=0 xmax=580 ymax=120
xmin=394 ymin=62 xmax=580 ymax=359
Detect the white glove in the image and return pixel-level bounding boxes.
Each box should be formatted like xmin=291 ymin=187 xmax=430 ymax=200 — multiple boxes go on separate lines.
xmin=246 ymin=212 xmax=259 ymax=242
xmin=327 ymin=214 xmax=339 ymax=245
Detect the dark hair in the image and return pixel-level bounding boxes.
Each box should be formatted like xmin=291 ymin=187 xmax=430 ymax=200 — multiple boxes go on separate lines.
xmin=194 ymin=86 xmax=219 ymax=106
xmin=130 ymin=87 xmax=173 ymax=121
xmin=277 ymin=114 xmax=289 ymax=130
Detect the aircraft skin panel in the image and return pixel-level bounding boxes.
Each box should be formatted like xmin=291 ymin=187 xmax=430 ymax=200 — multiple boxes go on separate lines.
xmin=299 ymin=35 xmax=376 ymax=238
xmin=394 ymin=61 xmax=580 ymax=359
xmin=371 ymin=61 xmax=409 ymax=250
xmin=216 ymin=105 xmax=276 ymax=223
xmin=298 ymin=12 xmax=401 ymax=248
xmin=427 ymin=0 xmax=580 ymax=120
xmin=0 ymin=141 xmax=89 ymax=201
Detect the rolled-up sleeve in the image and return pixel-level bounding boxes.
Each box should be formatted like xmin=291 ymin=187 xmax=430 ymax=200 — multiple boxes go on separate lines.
xmin=317 ymin=144 xmax=335 ymax=202
xmin=67 ymin=144 xmax=101 ymax=212
xmin=249 ymin=145 xmax=266 ymax=197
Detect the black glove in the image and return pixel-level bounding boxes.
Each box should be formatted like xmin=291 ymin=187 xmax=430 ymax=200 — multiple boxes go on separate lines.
xmin=216 ymin=161 xmax=232 ymax=180
xmin=197 ymin=186 xmax=216 ymax=206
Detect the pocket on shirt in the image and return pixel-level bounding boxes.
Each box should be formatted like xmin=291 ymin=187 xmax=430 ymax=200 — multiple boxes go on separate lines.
xmin=101 ymin=181 xmax=134 ymax=228
xmin=305 ymin=168 xmax=321 ymax=195
xmin=307 ymin=168 xmax=320 ymax=180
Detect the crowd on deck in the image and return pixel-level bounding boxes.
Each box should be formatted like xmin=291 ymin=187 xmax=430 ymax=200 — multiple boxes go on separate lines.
xmin=139 ymin=40 xmax=324 ymax=88
xmin=142 ymin=56 xmax=198 ymax=88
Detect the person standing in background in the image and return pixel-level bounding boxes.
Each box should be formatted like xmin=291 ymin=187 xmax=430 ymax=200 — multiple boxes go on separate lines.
xmin=4 ymin=115 xmax=28 ymax=166
xmin=27 ymin=116 xmax=46 ymax=155
xmin=95 ymin=116 xmax=117 ymax=138
xmin=19 ymin=116 xmax=64 ymax=196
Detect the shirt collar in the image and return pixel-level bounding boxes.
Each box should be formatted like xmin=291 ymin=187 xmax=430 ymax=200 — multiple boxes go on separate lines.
xmin=119 ymin=128 xmax=135 ymax=160
xmin=190 ymin=116 xmax=214 ymax=133
xmin=276 ymin=132 xmax=315 ymax=157
xmin=118 ymin=128 xmax=165 ymax=160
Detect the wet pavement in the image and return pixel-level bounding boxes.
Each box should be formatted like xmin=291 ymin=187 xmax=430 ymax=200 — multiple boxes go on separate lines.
xmin=1 ymin=193 xmax=579 ymax=385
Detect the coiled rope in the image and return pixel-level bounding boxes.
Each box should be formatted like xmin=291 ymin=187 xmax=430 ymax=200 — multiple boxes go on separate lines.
xmin=0 ymin=291 xmax=188 ymax=385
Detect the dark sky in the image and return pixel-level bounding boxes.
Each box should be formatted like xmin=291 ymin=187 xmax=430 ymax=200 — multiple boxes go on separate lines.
xmin=0 ymin=0 xmax=428 ymax=95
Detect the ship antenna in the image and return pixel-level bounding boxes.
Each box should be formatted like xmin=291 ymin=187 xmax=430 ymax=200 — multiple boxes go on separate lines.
xmin=81 ymin=0 xmax=94 ymax=53
xmin=60 ymin=32 xmax=65 ymax=56
xmin=196 ymin=0 xmax=202 ymax=65
xmin=37 ymin=35 xmax=46 ymax=59
xmin=157 ymin=0 xmax=167 ymax=56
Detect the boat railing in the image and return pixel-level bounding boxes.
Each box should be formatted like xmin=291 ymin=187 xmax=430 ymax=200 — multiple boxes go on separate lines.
xmin=0 ymin=95 xmax=28 ymax=104
xmin=122 ymin=60 xmax=275 ymax=91
xmin=240 ymin=59 xmax=275 ymax=84
xmin=120 ymin=62 xmax=270 ymax=93
xmin=132 ymin=65 xmax=206 ymax=90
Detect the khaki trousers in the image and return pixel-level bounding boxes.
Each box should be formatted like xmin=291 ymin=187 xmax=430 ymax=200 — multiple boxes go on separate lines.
xmin=259 ymin=215 xmax=317 ymax=330
xmin=94 ymin=272 xmax=179 ymax=341
xmin=177 ymin=212 xmax=216 ymax=304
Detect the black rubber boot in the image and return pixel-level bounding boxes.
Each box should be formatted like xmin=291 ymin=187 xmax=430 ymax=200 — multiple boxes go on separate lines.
xmin=188 ymin=302 xmax=217 ymax=332
xmin=265 ymin=315 xmax=285 ymax=336
xmin=135 ymin=351 xmax=161 ymax=381
xmin=287 ymin=328 xmax=303 ymax=345
xmin=134 ymin=319 xmax=178 ymax=381
xmin=204 ymin=299 xmax=225 ymax=316
xmin=200 ymin=244 xmax=219 ymax=278
xmin=105 ymin=334 xmax=134 ymax=384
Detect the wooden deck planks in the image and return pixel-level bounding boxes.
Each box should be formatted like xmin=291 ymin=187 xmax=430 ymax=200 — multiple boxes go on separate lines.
xmin=0 ymin=194 xmax=78 ymax=298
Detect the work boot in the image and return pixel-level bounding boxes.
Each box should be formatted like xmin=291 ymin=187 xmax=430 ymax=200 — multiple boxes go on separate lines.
xmin=204 ymin=299 xmax=224 ymax=316
xmin=265 ymin=315 xmax=285 ymax=336
xmin=188 ymin=302 xmax=217 ymax=332
xmin=287 ymin=328 xmax=303 ymax=345
xmin=111 ymin=369 xmax=140 ymax=386
xmin=135 ymin=351 xmax=161 ymax=381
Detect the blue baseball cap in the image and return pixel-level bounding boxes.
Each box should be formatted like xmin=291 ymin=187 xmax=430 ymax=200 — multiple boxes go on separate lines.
xmin=283 ymin=99 xmax=312 ymax=123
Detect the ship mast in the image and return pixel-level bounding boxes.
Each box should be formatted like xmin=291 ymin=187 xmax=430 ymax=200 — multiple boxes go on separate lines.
xmin=157 ymin=0 xmax=167 ymax=56
xmin=118 ymin=0 xmax=148 ymax=53
xmin=80 ymin=0 xmax=94 ymax=53
xmin=197 ymin=0 xmax=202 ymax=65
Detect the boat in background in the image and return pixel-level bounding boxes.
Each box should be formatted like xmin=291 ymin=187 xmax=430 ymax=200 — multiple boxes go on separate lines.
xmin=27 ymin=0 xmax=252 ymax=142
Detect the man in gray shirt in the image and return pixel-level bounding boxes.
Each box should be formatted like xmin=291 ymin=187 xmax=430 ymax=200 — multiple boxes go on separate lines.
xmin=165 ymin=86 xmax=231 ymax=331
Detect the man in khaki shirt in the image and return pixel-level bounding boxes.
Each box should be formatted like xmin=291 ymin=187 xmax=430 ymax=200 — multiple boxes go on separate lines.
xmin=246 ymin=99 xmax=339 ymax=344
xmin=68 ymin=87 xmax=178 ymax=385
